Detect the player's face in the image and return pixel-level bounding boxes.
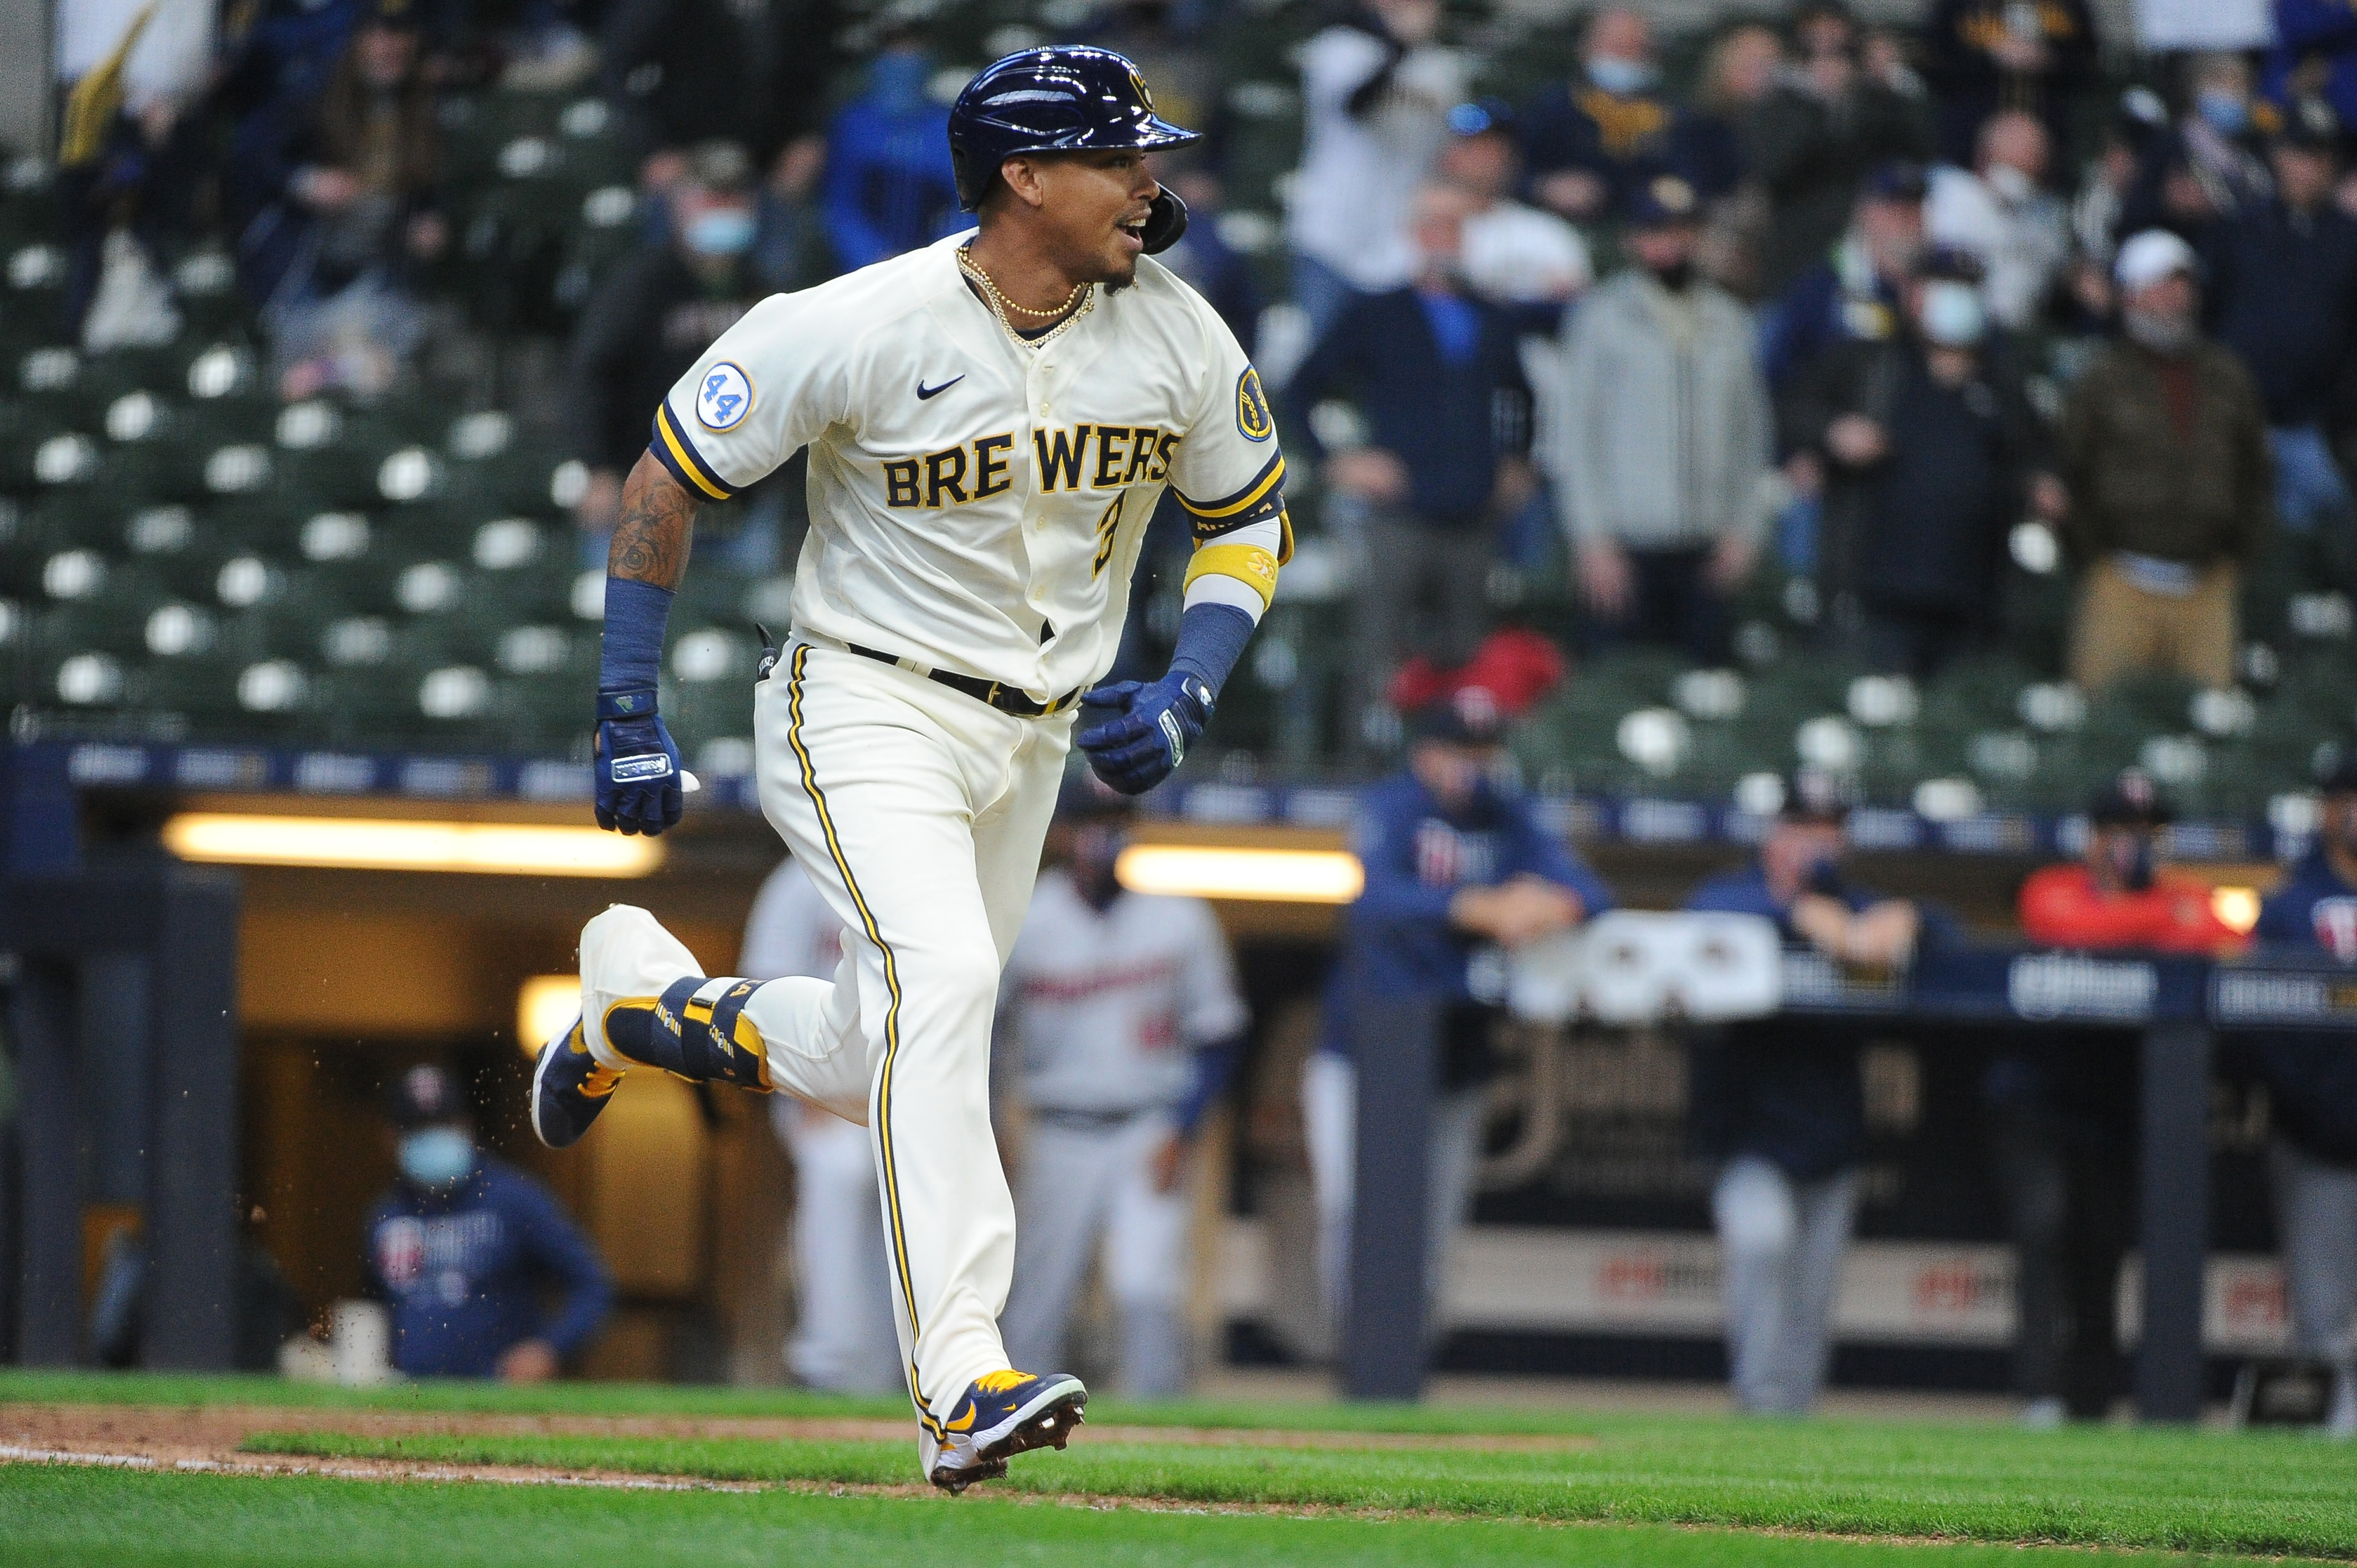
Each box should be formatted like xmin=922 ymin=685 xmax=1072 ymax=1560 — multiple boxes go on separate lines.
xmin=1032 ymin=148 xmax=1161 ymax=286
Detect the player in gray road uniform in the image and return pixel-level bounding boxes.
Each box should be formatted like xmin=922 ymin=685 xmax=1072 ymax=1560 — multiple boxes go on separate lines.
xmin=998 ymin=778 xmax=1248 ymax=1395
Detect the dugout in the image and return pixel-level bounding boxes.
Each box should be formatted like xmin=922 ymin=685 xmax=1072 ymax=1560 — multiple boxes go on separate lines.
xmin=0 ymin=736 xmax=2310 ymax=1411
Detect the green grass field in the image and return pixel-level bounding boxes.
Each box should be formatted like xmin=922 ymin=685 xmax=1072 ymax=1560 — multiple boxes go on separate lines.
xmin=5 ymin=1370 xmax=2355 ymax=1566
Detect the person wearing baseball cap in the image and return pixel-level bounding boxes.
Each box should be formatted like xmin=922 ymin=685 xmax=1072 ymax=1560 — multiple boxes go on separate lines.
xmin=366 ymin=1065 xmax=611 ymax=1380
xmin=1686 ymin=765 xmax=1941 ymax=1415
xmin=1761 ymin=158 xmax=1932 ymax=393
xmin=2018 ymin=770 xmax=2240 ymax=952
xmin=1995 ymin=770 xmax=2240 ymax=1425
xmin=1435 ymin=99 xmax=1593 ymax=307
xmin=2237 ymin=750 xmax=2357 ymax=1434
xmin=2206 ymin=97 xmax=2357 ymax=537
xmin=1305 ymin=688 xmax=1615 ymax=1338
xmin=1784 ymin=243 xmax=2056 ymax=677
xmin=1551 ymin=167 xmax=1770 ymax=663
xmin=2055 ymin=225 xmax=2270 ymax=693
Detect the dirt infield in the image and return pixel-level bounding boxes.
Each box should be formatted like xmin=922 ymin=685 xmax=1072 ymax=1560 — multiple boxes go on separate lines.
xmin=0 ymin=1399 xmax=1595 ymax=1479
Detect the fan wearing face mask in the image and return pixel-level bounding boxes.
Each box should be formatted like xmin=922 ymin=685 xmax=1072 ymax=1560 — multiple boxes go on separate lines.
xmin=365 ymin=1065 xmax=612 ymax=1381
xmin=1782 ymin=245 xmax=2062 ymax=676
xmin=567 ymin=141 xmax=772 ymax=537
xmin=1924 ymin=110 xmax=2071 ymax=332
xmin=1519 ymin=7 xmax=1728 ymax=225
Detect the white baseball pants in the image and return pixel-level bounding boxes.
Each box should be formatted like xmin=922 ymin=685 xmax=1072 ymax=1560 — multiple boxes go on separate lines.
xmin=594 ymin=642 xmax=1068 ymax=1446
xmin=1001 ymin=1111 xmax=1193 ymax=1396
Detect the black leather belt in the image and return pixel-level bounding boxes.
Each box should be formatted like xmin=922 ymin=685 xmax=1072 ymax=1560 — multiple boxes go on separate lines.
xmin=844 ymin=642 xmax=1082 ymax=718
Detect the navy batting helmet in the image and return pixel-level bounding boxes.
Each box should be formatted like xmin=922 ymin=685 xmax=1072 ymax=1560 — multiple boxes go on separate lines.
xmin=947 ymin=46 xmax=1200 ymax=225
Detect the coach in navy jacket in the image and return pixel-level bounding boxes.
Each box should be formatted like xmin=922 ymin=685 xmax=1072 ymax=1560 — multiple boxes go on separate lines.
xmin=1306 ymin=695 xmax=1613 ymax=1333
xmin=1685 ymin=768 xmax=1944 ymax=1415
xmin=366 ymin=1066 xmax=612 ymax=1380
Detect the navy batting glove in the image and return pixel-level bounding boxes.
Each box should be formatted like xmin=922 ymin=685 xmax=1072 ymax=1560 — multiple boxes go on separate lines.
xmin=1076 ymin=672 xmax=1214 ymax=795
xmin=595 ymin=688 xmax=683 ymax=835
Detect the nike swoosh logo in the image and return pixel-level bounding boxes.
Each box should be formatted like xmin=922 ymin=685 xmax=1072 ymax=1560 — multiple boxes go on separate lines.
xmin=917 ymin=375 xmax=965 ymax=400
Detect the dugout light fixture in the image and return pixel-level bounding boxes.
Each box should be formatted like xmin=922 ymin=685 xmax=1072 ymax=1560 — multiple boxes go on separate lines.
xmin=517 ymin=974 xmax=584 ymax=1057
xmin=1114 ymin=844 xmax=1363 ymax=904
xmin=162 ymin=813 xmax=666 ymax=878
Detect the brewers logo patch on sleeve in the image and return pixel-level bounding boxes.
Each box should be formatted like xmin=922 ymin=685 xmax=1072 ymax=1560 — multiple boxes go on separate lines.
xmin=1235 ymin=367 xmax=1273 ymax=442
xmin=697 ymin=362 xmax=754 ymax=431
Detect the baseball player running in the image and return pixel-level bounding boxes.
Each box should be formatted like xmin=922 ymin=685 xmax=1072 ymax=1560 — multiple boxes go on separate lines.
xmin=998 ymin=778 xmax=1248 ymax=1396
xmin=526 ymin=47 xmax=1290 ymax=1492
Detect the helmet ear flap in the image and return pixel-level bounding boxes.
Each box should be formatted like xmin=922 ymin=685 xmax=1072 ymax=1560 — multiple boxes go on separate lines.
xmin=952 ymin=146 xmax=986 ymax=212
xmin=1140 ymin=188 xmax=1188 ymax=255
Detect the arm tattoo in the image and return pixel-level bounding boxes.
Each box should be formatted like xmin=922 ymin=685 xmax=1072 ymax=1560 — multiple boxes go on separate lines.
xmin=609 ymin=454 xmax=699 ymax=589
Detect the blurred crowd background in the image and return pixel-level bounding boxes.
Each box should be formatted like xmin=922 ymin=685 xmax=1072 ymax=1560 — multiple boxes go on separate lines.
xmin=6 ymin=0 xmax=2357 ymax=825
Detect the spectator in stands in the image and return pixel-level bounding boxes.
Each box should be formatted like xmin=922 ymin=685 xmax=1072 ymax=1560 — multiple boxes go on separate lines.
xmin=1287 ymin=0 xmax=1468 ymax=336
xmin=1687 ymin=767 xmax=1933 ymax=1415
xmin=55 ymin=0 xmax=214 ymax=348
xmin=2070 ymin=88 xmax=2173 ymax=308
xmin=1087 ymin=0 xmax=1221 ymax=180
xmin=1748 ymin=2 xmax=1931 ymax=298
xmin=2058 ymin=230 xmax=2272 ymax=692
xmin=569 ymin=142 xmax=763 ymax=537
xmin=1761 ymin=161 xmax=1927 ymax=395
xmin=219 ymin=0 xmax=373 ymax=231
xmin=1919 ymin=0 xmax=2098 ymax=169
xmin=366 ymin=1065 xmax=611 ymax=1380
xmin=599 ymin=0 xmax=841 ymax=175
xmin=2202 ymin=99 xmax=2357 ymax=536
xmin=1550 ymin=173 xmax=1769 ymax=663
xmin=2268 ymin=1 xmax=2357 ymax=144
xmin=1285 ymin=183 xmax=1535 ymax=759
xmin=1926 ymin=110 xmax=2070 ymax=333
xmin=1437 ymin=100 xmax=1592 ymax=316
xmin=1306 ymin=692 xmax=1614 ymax=1338
xmin=2240 ymin=752 xmax=2357 ymax=1438
xmin=238 ymin=0 xmax=449 ymax=399
xmin=1689 ymin=22 xmax=1785 ymax=298
xmin=819 ymin=30 xmax=964 ymax=273
xmin=1149 ymin=169 xmax=1263 ymax=349
xmin=1783 ymin=248 xmax=2056 ymax=676
xmin=2121 ymin=53 xmax=2276 ymax=239
xmin=1520 ymin=8 xmax=1721 ymax=227
xmin=2002 ymin=771 xmax=2238 ymax=1424
xmin=1692 ymin=22 xmax=1783 ymax=198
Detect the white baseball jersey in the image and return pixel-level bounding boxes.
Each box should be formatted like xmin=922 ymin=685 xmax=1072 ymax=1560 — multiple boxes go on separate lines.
xmin=652 ymin=231 xmax=1289 ymax=702
xmin=1000 ymin=870 xmax=1247 ymax=1115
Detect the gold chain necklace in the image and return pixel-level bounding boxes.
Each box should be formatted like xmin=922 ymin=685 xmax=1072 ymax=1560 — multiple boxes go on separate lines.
xmin=958 ymin=248 xmax=1094 ymax=351
xmin=957 ymin=247 xmax=1087 ymax=318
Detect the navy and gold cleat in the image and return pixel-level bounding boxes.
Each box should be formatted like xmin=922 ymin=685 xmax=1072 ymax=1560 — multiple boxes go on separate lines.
xmin=529 ymin=1018 xmax=624 ymax=1149
xmin=925 ymin=1370 xmax=1087 ymax=1494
